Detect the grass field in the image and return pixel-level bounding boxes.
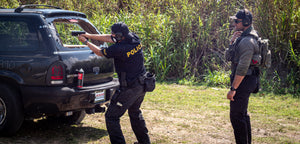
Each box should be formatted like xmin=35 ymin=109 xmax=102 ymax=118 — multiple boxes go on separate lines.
xmin=0 ymin=83 xmax=299 ymax=144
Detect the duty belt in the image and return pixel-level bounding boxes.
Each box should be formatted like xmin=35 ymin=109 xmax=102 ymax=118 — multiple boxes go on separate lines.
xmin=119 ymin=72 xmax=145 ymax=88
xmin=232 ymin=62 xmax=259 ymax=76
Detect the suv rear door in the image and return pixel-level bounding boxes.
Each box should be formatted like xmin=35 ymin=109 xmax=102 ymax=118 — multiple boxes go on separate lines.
xmin=46 ymin=17 xmax=115 ymax=87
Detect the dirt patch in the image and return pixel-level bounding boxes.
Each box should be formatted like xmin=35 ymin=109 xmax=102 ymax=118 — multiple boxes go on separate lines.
xmin=142 ymin=108 xmax=235 ymax=144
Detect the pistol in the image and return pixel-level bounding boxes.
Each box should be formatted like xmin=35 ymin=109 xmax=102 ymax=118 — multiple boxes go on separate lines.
xmin=71 ymin=31 xmax=86 ymax=36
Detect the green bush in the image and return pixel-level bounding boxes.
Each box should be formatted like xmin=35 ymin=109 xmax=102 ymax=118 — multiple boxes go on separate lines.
xmin=204 ymin=69 xmax=230 ymax=87
xmin=2 ymin=0 xmax=299 ymax=96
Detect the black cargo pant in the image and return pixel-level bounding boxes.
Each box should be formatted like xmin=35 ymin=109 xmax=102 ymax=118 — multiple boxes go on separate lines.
xmin=230 ymin=75 xmax=258 ymax=144
xmin=105 ymin=81 xmax=150 ymax=144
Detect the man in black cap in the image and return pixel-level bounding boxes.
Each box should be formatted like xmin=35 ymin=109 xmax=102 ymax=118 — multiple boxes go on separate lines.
xmin=78 ymin=22 xmax=150 ymax=144
xmin=226 ymin=9 xmax=260 ymax=144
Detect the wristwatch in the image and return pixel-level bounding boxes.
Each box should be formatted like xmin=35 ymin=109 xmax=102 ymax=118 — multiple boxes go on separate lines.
xmin=230 ymin=86 xmax=237 ymax=91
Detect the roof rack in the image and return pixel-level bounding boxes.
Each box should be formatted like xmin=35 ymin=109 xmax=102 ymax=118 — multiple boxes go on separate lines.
xmin=0 ymin=7 xmax=6 ymax=9
xmin=15 ymin=4 xmax=62 ymax=13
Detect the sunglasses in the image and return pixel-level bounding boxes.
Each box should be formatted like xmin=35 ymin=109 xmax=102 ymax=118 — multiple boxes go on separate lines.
xmin=234 ymin=19 xmax=243 ymax=24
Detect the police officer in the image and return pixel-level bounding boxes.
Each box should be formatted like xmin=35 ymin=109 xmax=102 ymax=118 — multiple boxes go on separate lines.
xmin=78 ymin=22 xmax=150 ymax=144
xmin=226 ymin=9 xmax=260 ymax=144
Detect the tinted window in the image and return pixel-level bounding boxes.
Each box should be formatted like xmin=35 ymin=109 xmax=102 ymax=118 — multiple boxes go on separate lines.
xmin=0 ymin=18 xmax=39 ymax=52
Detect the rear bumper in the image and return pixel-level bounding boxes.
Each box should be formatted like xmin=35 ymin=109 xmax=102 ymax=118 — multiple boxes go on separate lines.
xmin=21 ymin=78 xmax=119 ymax=117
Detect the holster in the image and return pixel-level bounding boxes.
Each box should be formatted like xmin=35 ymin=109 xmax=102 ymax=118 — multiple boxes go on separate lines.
xmin=138 ymin=72 xmax=156 ymax=92
xmin=246 ymin=67 xmax=260 ymax=76
xmin=251 ymin=67 xmax=260 ymax=93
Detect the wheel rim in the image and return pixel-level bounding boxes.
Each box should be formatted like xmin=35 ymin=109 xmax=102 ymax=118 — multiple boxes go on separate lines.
xmin=0 ymin=97 xmax=6 ymax=125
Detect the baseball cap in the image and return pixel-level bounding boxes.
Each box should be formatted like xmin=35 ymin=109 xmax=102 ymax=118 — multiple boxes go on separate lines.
xmin=230 ymin=9 xmax=253 ymax=22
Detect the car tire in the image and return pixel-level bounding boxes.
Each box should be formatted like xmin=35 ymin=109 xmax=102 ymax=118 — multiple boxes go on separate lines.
xmin=0 ymin=83 xmax=24 ymax=136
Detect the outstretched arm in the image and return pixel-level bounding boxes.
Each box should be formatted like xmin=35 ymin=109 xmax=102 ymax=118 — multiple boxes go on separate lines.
xmin=81 ymin=33 xmax=115 ymax=43
xmin=78 ymin=35 xmax=105 ymax=57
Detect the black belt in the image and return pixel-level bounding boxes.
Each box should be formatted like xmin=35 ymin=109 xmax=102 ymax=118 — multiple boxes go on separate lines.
xmin=119 ymin=72 xmax=146 ymax=88
xmin=126 ymin=78 xmax=141 ymax=88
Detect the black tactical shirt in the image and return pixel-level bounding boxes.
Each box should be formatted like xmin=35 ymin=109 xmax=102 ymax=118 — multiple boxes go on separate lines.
xmin=101 ymin=32 xmax=146 ymax=84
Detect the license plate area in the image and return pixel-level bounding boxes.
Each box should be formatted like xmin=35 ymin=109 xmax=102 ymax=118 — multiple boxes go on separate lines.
xmin=94 ymin=90 xmax=105 ymax=103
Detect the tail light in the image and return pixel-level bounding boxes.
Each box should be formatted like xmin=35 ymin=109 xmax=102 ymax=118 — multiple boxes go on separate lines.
xmin=46 ymin=62 xmax=66 ymax=85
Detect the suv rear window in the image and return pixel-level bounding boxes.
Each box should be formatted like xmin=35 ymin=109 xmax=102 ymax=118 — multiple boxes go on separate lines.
xmin=0 ymin=18 xmax=39 ymax=52
xmin=53 ymin=19 xmax=104 ymax=50
xmin=54 ymin=20 xmax=83 ymax=46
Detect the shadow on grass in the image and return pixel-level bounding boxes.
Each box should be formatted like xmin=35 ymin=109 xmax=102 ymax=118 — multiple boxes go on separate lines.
xmin=0 ymin=119 xmax=107 ymax=144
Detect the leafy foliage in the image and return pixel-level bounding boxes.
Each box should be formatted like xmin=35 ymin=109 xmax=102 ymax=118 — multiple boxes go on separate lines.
xmin=2 ymin=0 xmax=299 ymax=96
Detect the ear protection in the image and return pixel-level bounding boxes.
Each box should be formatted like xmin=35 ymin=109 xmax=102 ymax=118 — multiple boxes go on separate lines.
xmin=242 ymin=9 xmax=251 ymax=27
xmin=111 ymin=22 xmax=129 ymax=42
xmin=114 ymin=32 xmax=123 ymax=41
